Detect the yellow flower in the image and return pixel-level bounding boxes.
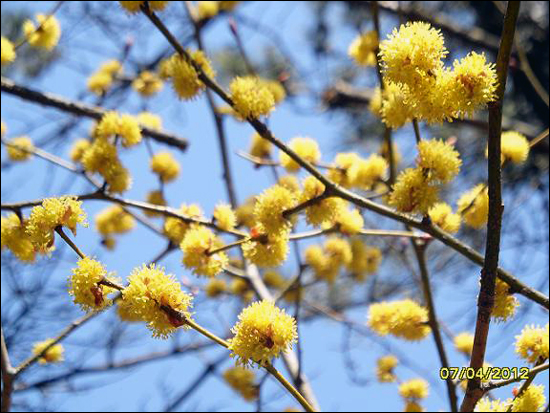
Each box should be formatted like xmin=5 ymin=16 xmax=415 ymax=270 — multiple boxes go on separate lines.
xmin=205 ymin=278 xmax=227 ymax=298
xmin=132 ymin=71 xmax=163 ymax=97
xmin=118 ymin=114 xmax=142 ymax=147
xmin=278 ymin=175 xmax=301 ymax=194
xmin=23 ymin=14 xmax=61 ymax=51
xmin=218 ymin=1 xmax=240 ymax=12
xmin=399 ymin=378 xmax=429 ymax=400
xmin=327 ymin=153 xmax=361 ymax=188
xmin=428 ymin=202 xmax=461 ymax=233
xmin=492 ymin=279 xmax=519 ymax=322
xmin=144 ymin=190 xmax=167 ymax=218
xmin=95 ymin=205 xmax=135 ymax=237
xmin=122 ymin=264 xmax=193 ymax=338
xmin=26 ymin=197 xmax=88 ymax=253
xmin=230 ymin=76 xmax=275 ymax=119
xmin=376 ymin=355 xmax=398 ymax=383
xmin=138 ymin=112 xmax=163 ymax=130
xmin=163 ymin=203 xmax=203 ymax=244
xmin=68 ymin=257 xmax=117 ymax=311
xmin=304 ymin=238 xmax=352 ymax=284
xmin=457 ymin=184 xmax=489 ymax=229
xmin=119 ymin=1 xmax=143 ymax=13
xmin=367 ymin=299 xmax=430 ymax=341
xmin=515 ymin=323 xmax=548 ymax=364
xmin=300 ymin=176 xmax=343 ymax=227
xmin=451 ymin=52 xmax=497 ymax=118
xmin=99 ymin=60 xmax=123 ymax=75
xmin=279 ymin=137 xmax=321 ymax=172
xmin=150 ymin=152 xmax=180 ymax=182
xmin=69 ymin=139 xmax=91 ymax=163
xmin=95 ymin=111 xmax=120 ymax=138
xmin=347 ymin=238 xmax=382 ymax=281
xmin=348 ymin=31 xmax=378 ymax=66
xmin=417 ymin=139 xmax=461 ymax=183
xmin=500 ymin=131 xmax=530 ymax=165
xmin=180 ymin=226 xmax=228 ymax=277
xmin=254 ymin=185 xmax=296 ymax=234
xmin=334 ymin=206 xmax=364 ymax=235
xmin=511 ymin=384 xmax=546 ymax=412
xmin=213 ymin=203 xmax=237 ymax=231
xmin=223 ymin=366 xmax=258 ymax=401
xmin=105 ymin=163 xmax=132 ymax=194
xmin=389 ymin=168 xmax=439 ymax=214
xmin=32 ymin=339 xmax=64 ymax=364
xmin=87 ymin=71 xmax=114 ymax=96
xmin=454 ymin=332 xmax=474 ymax=356
xmin=352 ymin=154 xmax=388 ymax=190
xmin=6 ymin=136 xmax=34 ymax=161
xmin=228 ymin=300 xmax=297 ymax=367
xmin=1 ymin=37 xmax=16 ymax=65
xmin=235 ymin=197 xmax=256 ymax=229
xmin=197 ymin=1 xmax=219 ymax=20
xmin=166 ymin=50 xmax=215 ymax=100
xmin=380 ymin=81 xmax=413 ymax=129
xmin=1 ymin=213 xmax=35 ymax=262
xmin=379 ymin=22 xmax=447 ymax=89
xmin=242 ymin=229 xmax=289 ymax=268
xmin=261 ymin=79 xmax=286 ymax=104
xmin=249 ymin=132 xmax=272 ymax=159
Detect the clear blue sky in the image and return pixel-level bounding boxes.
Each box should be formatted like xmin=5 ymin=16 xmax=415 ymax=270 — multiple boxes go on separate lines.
xmin=1 ymin=1 xmax=548 ymax=411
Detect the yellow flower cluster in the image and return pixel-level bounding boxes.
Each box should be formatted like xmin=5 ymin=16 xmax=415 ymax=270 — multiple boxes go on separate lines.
xmin=348 ymin=238 xmax=382 ymax=281
xmin=150 ymin=151 xmax=180 ymax=183
xmin=1 ymin=37 xmax=16 ymax=65
xmin=138 ymin=112 xmax=163 ymax=130
xmin=454 ymin=332 xmax=474 ymax=356
xmin=370 ymin=82 xmax=413 ymax=129
xmin=95 ymin=205 xmax=135 ymax=249
xmin=457 ymin=184 xmax=489 ymax=229
xmin=144 ymin=190 xmax=166 ymax=218
xmin=205 ymin=278 xmax=227 ymax=298
xmin=81 ymin=138 xmax=131 ymax=193
xmin=390 ymin=139 xmax=461 ymax=215
xmin=132 ymin=71 xmax=164 ymax=97
xmin=1 ymin=213 xmax=35 ymax=262
xmin=367 ymin=299 xmax=430 ymax=341
xmin=474 ymin=398 xmax=509 ymax=412
xmin=213 ymin=203 xmax=237 ymax=231
xmin=389 ymin=168 xmax=439 ymax=214
xmin=26 ymin=197 xmax=88 ymax=253
xmin=279 ymin=137 xmax=321 ymax=172
xmin=197 ymin=1 xmax=219 ymax=20
xmin=492 ymin=279 xmax=519 ymax=322
xmin=235 ymin=197 xmax=256 ymax=229
xmin=96 ymin=111 xmax=142 ymax=148
xmin=510 ymin=384 xmax=546 ymax=412
xmin=254 ymin=185 xmax=296 ymax=234
xmin=164 ymin=203 xmax=203 ymax=244
xmin=242 ymin=229 xmax=289 ymax=268
xmin=500 ymin=131 xmax=530 ymax=165
xmin=23 ymin=14 xmax=61 ymax=51
xmin=378 ymin=22 xmax=497 ymax=126
xmin=428 ymin=202 xmax=461 ymax=234
xmin=304 ymin=237 xmax=352 ymax=284
xmin=376 ymin=355 xmax=398 ymax=383
xmin=228 ymin=300 xmax=297 ymax=367
xmin=164 ymin=50 xmax=215 ymax=100
xmin=68 ymin=257 xmax=117 ymax=311
xmin=119 ymin=1 xmax=169 ymax=13
xmin=348 ymin=31 xmax=378 ymax=67
xmin=230 ymin=76 xmax=275 ymax=119
xmin=32 ymin=339 xmax=64 ymax=364
xmin=515 ymin=323 xmax=549 ymax=364
xmin=6 ymin=136 xmax=34 ymax=161
xmin=299 ymin=176 xmax=343 ymax=227
xmin=249 ymin=132 xmax=272 ymax=159
xmin=87 ymin=60 xmax=123 ymax=96
xmin=120 ymin=264 xmax=193 ymax=338
xmin=399 ymin=378 xmax=429 ymax=400
xmin=327 ymin=152 xmax=388 ymax=191
xmin=180 ymin=226 xmax=228 ymax=277
xmin=69 ymin=139 xmax=91 ymax=163
xmin=223 ymin=366 xmax=258 ymax=401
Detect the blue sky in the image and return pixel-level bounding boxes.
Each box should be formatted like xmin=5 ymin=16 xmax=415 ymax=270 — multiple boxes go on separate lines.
xmin=1 ymin=1 xmax=548 ymax=411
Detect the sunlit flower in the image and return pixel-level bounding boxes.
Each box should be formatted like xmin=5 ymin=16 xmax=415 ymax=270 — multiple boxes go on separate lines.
xmin=417 ymin=139 xmax=461 ymax=183
xmin=348 ymin=31 xmax=378 ymax=67
xmin=68 ymin=257 xmax=117 ymax=311
xmin=213 ymin=203 xmax=237 ymax=231
xmin=457 ymin=184 xmax=489 ymax=229
xmin=376 ymin=355 xmax=398 ymax=383
xmin=1 ymin=213 xmax=35 ymax=262
xmin=389 ymin=168 xmax=439 ymax=214
xmin=32 ymin=339 xmax=64 ymax=364
xmin=180 ymin=226 xmax=228 ymax=277
xmin=279 ymin=137 xmax=321 ymax=172
xmin=492 ymin=279 xmax=519 ymax=322
xmin=428 ymin=202 xmax=461 ymax=233
xmin=132 ymin=71 xmax=163 ymax=97
xmin=6 ymin=136 xmax=34 ymax=161
xmin=367 ymin=299 xmax=430 ymax=341
xmin=515 ymin=323 xmax=548 ymax=364
xmin=150 ymin=151 xmax=180 ymax=182
xmin=454 ymin=332 xmax=474 ymax=356
xmin=230 ymin=76 xmax=275 ymax=119
xmin=1 ymin=36 xmax=16 ymax=65
xmin=223 ymin=366 xmax=258 ymax=401
xmin=23 ymin=14 xmax=61 ymax=51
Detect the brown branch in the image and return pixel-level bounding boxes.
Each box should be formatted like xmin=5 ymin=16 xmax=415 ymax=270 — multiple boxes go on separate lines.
xmin=482 ymin=362 xmax=549 ymax=392
xmin=55 ymin=226 xmax=86 ymax=259
xmin=1 ymin=77 xmax=188 ymax=151
xmin=461 ymin=3 xmax=521 ymax=411
xmin=1 ymin=326 xmax=15 ymax=413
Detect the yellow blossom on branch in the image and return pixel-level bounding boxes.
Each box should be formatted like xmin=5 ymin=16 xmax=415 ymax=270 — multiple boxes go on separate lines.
xmin=32 ymin=339 xmax=64 ymax=364
xmin=279 ymin=137 xmax=321 ymax=173
xmin=23 ymin=14 xmax=61 ymax=51
xmin=367 ymin=299 xmax=430 ymax=341
xmin=180 ymin=226 xmax=228 ymax=277
xmin=1 ymin=213 xmax=36 ymax=262
xmin=68 ymin=257 xmax=117 ymax=311
xmin=230 ymin=76 xmax=275 ymax=119
xmin=348 ymin=31 xmax=378 ymax=67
